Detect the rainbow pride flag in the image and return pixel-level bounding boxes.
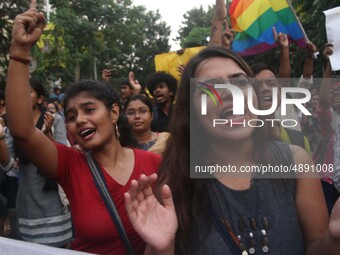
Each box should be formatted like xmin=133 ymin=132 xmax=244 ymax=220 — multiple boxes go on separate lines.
xmin=230 ymin=0 xmax=307 ymax=56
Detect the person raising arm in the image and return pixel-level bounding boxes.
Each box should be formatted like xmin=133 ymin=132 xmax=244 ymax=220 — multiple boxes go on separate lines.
xmin=6 ymin=0 xmax=56 ymax=178
xmin=6 ymin=1 xmax=161 ymax=254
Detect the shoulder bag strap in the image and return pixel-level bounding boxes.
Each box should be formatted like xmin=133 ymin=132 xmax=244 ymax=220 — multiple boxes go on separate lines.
xmin=209 ymin=206 xmax=242 ymax=255
xmin=85 ymin=152 xmax=135 ymax=255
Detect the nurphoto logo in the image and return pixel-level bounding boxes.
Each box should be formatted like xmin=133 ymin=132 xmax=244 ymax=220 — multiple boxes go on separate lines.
xmin=197 ymin=82 xmax=311 ymax=128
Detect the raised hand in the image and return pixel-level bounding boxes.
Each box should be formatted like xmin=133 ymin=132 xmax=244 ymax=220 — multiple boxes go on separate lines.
xmin=323 ymin=43 xmax=333 ymax=59
xmin=177 ymin=64 xmax=185 ymax=78
xmin=124 ymin=174 xmax=177 ymax=253
xmin=273 ymin=26 xmax=289 ymax=48
xmin=11 ymin=0 xmax=46 ymax=55
xmin=102 ymin=69 xmax=113 ymax=82
xmin=42 ymin=111 xmax=54 ymax=135
xmin=214 ymin=0 xmax=227 ymax=21
xmin=305 ymin=42 xmax=318 ymax=58
xmin=222 ymin=20 xmax=235 ymax=49
xmin=128 ymin=71 xmax=142 ymax=94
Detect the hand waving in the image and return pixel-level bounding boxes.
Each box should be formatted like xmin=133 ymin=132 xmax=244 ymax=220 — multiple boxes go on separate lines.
xmin=11 ymin=0 xmax=46 ymax=55
xmin=128 ymin=71 xmax=142 ymax=94
xmin=124 ymin=174 xmax=178 ymax=253
xmin=102 ymin=69 xmax=113 ymax=82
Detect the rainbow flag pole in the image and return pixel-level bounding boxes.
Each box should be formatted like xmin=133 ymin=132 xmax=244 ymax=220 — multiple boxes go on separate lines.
xmin=285 ymin=0 xmax=319 ymax=58
xmin=285 ymin=0 xmax=309 ymax=43
xmin=230 ymin=0 xmax=308 ymax=56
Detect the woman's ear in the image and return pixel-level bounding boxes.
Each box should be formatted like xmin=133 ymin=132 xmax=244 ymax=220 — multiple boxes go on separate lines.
xmin=110 ymin=103 xmax=120 ymax=123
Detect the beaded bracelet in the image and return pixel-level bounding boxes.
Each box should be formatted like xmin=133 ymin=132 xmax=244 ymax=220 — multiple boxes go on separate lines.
xmin=9 ymin=55 xmax=30 ymax=65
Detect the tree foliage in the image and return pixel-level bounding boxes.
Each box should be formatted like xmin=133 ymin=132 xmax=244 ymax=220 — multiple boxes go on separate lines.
xmin=291 ymin=0 xmax=340 ymax=77
xmin=0 ymin=0 xmax=171 ymax=90
xmin=176 ymin=5 xmax=215 ymax=48
xmin=0 ymin=1 xmax=46 ymax=89
xmin=46 ymin=0 xmax=171 ymax=87
xmin=177 ymin=1 xmax=340 ymax=79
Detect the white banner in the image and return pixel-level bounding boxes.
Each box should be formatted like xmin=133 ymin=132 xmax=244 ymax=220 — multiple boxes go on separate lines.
xmin=0 ymin=237 xmax=92 ymax=255
xmin=324 ymin=6 xmax=340 ymax=71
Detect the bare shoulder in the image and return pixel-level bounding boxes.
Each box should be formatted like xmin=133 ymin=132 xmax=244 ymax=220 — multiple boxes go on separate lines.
xmin=289 ymin=144 xmax=318 ymax=178
xmin=289 ymin=144 xmax=313 ymax=165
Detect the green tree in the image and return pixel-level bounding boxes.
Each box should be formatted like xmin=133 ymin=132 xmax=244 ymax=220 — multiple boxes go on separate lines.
xmin=176 ymin=5 xmax=214 ymax=48
xmin=291 ymin=0 xmax=340 ymax=77
xmin=0 ymin=0 xmax=170 ymax=90
xmin=45 ymin=0 xmax=170 ymax=87
xmin=0 ymin=0 xmax=46 ymax=88
xmin=181 ymin=27 xmax=210 ymax=48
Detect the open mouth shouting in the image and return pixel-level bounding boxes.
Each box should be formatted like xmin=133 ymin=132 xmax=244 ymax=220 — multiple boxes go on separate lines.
xmin=219 ymin=105 xmax=246 ymax=127
xmin=155 ymin=93 xmax=164 ymax=102
xmin=79 ymin=128 xmax=96 ymax=141
xmin=261 ymin=94 xmax=274 ymax=109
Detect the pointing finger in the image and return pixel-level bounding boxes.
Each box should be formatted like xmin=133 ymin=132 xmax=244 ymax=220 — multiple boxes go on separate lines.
xmin=272 ymin=26 xmax=278 ymax=39
xmin=30 ymin=0 xmax=37 ymax=10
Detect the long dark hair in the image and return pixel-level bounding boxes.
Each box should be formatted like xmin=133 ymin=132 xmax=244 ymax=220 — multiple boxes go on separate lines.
xmin=63 ymin=80 xmax=137 ymax=147
xmin=157 ymin=47 xmax=272 ymax=254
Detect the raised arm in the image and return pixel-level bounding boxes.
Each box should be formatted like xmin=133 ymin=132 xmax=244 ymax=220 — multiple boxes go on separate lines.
xmin=319 ymin=43 xmax=333 ymax=108
xmin=208 ymin=0 xmax=225 ymax=47
xmin=6 ymin=0 xmax=58 ymax=177
xmin=302 ymin=42 xmax=317 ymax=80
xmin=208 ymin=0 xmax=234 ymax=49
xmin=273 ymin=27 xmax=291 ymax=86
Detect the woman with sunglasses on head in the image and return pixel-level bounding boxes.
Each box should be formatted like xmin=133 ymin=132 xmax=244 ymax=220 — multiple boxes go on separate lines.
xmin=124 ymin=94 xmax=170 ymax=154
xmin=124 ymin=46 xmax=340 ymax=255
xmin=6 ymin=2 xmax=161 ymax=254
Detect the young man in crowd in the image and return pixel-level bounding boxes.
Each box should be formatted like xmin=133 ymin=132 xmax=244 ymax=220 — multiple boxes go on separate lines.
xmin=146 ymin=71 xmax=177 ymax=132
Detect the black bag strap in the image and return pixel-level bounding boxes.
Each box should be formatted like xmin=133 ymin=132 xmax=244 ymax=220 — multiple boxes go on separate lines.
xmin=210 ymin=206 xmax=242 ymax=255
xmin=85 ymin=152 xmax=135 ymax=255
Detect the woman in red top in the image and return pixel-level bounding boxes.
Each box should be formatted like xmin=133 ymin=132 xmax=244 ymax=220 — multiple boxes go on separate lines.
xmin=5 ymin=1 xmax=161 ymax=254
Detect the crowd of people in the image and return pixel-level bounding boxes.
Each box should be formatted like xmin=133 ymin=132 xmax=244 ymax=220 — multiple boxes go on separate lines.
xmin=0 ymin=0 xmax=340 ymax=254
